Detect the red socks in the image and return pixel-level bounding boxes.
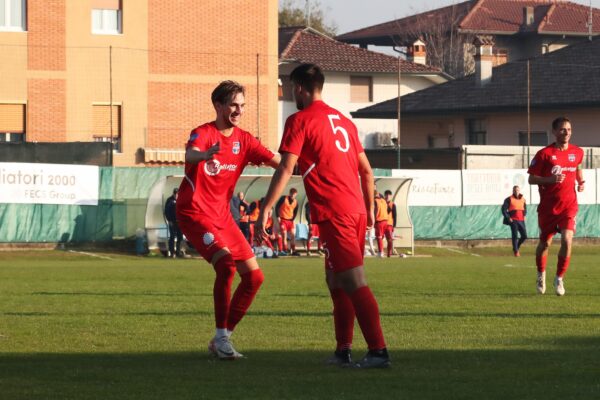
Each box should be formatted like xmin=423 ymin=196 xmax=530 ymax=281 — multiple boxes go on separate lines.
xmin=556 ymin=256 xmax=570 ymax=278
xmin=536 ymin=254 xmax=547 ymax=273
xmin=213 ymin=255 xmax=236 ymax=329
xmin=330 ymin=288 xmax=355 ymax=351
xmin=227 ymin=268 xmax=264 ymax=331
xmin=349 ymin=286 xmax=386 ymax=351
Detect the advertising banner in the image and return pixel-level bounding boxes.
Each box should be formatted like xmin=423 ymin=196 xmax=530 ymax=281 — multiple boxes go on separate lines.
xmin=0 ymin=162 xmax=99 ymax=205
xmin=392 ymin=169 xmax=462 ymax=206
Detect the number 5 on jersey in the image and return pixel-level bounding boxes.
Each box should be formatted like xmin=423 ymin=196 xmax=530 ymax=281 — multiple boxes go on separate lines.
xmin=328 ymin=114 xmax=350 ymax=153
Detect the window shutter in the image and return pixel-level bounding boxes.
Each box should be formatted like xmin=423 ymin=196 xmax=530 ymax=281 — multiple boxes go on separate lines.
xmin=92 ymin=105 xmax=121 ymax=137
xmin=0 ymin=104 xmax=25 ymax=133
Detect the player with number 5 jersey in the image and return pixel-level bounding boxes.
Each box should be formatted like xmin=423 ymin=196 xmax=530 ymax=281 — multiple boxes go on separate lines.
xmin=257 ymin=63 xmax=389 ymax=368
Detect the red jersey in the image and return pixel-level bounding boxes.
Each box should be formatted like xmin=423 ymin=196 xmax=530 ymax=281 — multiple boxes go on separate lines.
xmin=177 ymin=122 xmax=274 ymax=225
xmin=280 ymin=101 xmax=366 ymax=223
xmin=527 ymin=143 xmax=583 ymax=216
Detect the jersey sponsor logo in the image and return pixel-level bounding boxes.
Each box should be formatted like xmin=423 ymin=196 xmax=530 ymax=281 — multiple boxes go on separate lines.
xmin=232 ymin=142 xmax=240 ymax=155
xmin=551 ymin=165 xmax=562 ymax=175
xmin=203 ymin=159 xmax=238 ymax=176
xmin=568 ymin=154 xmax=575 ymax=162
xmin=551 ymin=155 xmax=557 ymax=160
xmin=203 ymin=232 xmax=215 ymax=246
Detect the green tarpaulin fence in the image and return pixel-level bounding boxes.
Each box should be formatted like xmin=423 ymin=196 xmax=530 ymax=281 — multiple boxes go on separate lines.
xmin=1 ymin=167 xmax=598 ymax=243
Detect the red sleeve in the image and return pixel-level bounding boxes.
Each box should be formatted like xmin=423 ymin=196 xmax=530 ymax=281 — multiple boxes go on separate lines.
xmin=527 ymin=149 xmax=545 ymax=176
xmin=279 ymin=114 xmax=305 ymax=156
xmin=246 ymin=134 xmax=275 ymax=166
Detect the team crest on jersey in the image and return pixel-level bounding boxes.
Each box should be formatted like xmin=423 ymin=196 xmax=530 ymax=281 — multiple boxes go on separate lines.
xmin=568 ymin=154 xmax=575 ymax=162
xmin=551 ymin=155 xmax=557 ymax=160
xmin=232 ymin=142 xmax=240 ymax=155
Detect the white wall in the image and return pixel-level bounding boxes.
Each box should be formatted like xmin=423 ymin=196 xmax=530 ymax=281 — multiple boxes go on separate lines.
xmin=277 ymin=67 xmax=443 ymax=148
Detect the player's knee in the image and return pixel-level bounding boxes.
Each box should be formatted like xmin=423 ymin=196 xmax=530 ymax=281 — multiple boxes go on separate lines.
xmin=243 ymin=268 xmax=264 ymax=289
xmin=214 ymin=253 xmax=236 ymax=277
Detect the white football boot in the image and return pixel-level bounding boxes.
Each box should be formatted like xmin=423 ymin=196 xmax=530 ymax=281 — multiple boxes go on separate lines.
xmin=208 ymin=336 xmax=244 ymax=360
xmin=536 ymin=271 xmax=546 ymax=294
xmin=554 ymin=276 xmax=566 ymax=296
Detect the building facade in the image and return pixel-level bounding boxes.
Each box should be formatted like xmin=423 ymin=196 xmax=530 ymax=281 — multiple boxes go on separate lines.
xmin=0 ymin=0 xmax=279 ymax=166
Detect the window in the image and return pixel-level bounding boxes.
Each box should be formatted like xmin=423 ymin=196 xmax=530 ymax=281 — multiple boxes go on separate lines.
xmin=350 ymin=76 xmax=372 ymax=103
xmin=92 ymin=104 xmax=121 ymax=152
xmin=0 ymin=103 xmax=25 ymax=142
xmin=0 ymin=0 xmax=26 ymax=31
xmin=518 ymin=131 xmax=548 ymax=146
xmin=92 ymin=0 xmax=121 ymax=35
xmin=466 ymin=118 xmax=487 ymax=145
xmin=278 ymin=75 xmax=293 ymax=101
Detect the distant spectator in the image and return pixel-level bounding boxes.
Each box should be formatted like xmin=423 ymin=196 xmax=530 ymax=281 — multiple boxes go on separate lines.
xmin=501 ymin=185 xmax=528 ymax=257
xmin=164 ymin=188 xmax=183 ymax=258
xmin=276 ymin=188 xmax=299 ymax=256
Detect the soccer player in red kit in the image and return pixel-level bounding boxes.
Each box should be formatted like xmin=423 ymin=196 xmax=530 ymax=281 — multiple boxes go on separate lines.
xmin=176 ymin=81 xmax=279 ymax=359
xmin=257 ymin=64 xmax=390 ymax=368
xmin=527 ymin=117 xmax=585 ymax=296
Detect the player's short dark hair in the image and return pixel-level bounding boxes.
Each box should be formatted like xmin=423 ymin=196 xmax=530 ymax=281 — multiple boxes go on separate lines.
xmin=384 ymin=190 xmax=392 ymax=196
xmin=289 ymin=188 xmax=298 ymax=195
xmin=173 ymin=188 xmax=179 ymax=194
xmin=552 ymin=116 xmax=571 ymax=130
xmin=211 ymin=80 xmax=245 ymax=105
xmin=289 ymin=63 xmax=324 ymax=93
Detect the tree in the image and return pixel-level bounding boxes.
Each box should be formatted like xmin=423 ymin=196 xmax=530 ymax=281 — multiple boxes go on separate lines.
xmin=279 ymin=0 xmax=338 ymax=37
xmin=392 ymin=4 xmax=475 ymax=78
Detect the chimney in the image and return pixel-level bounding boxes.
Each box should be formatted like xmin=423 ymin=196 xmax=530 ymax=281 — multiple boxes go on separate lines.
xmin=408 ymin=39 xmax=427 ymax=65
xmin=523 ymin=6 xmax=534 ymax=28
xmin=473 ymin=36 xmax=494 ymax=87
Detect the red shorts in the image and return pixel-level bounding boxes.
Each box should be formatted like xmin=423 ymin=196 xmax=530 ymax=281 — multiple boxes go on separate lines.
xmin=177 ymin=211 xmax=254 ymax=262
xmin=538 ymin=213 xmax=576 ymax=242
xmin=318 ymin=213 xmax=366 ymax=273
xmin=279 ymin=219 xmax=295 ymax=233
xmin=386 ymin=224 xmax=394 ymax=236
xmin=374 ymin=221 xmax=388 ymax=238
xmin=310 ymin=224 xmax=320 ymax=238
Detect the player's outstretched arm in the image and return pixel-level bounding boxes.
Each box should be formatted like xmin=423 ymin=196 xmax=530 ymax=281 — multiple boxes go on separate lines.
xmin=265 ymin=154 xmax=281 ymax=169
xmin=185 ymin=143 xmax=220 ymax=164
xmin=357 ymin=152 xmax=375 ymax=229
xmin=257 ymin=152 xmax=298 ymax=237
xmin=528 ymin=173 xmax=563 ymax=185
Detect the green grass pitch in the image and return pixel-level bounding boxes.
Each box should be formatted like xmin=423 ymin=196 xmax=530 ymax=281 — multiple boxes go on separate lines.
xmin=1 ymin=246 xmax=599 ymax=399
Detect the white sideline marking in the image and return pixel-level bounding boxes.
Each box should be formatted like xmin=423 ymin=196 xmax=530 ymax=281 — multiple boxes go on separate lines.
xmin=444 ymin=247 xmax=482 ymax=257
xmin=68 ymin=250 xmax=113 ymax=260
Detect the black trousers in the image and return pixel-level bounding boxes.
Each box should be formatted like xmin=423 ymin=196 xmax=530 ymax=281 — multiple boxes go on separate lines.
xmin=168 ymin=221 xmax=183 ymax=255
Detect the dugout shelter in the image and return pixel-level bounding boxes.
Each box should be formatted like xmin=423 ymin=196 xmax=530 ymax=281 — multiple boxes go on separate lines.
xmin=145 ymin=175 xmax=413 ymax=255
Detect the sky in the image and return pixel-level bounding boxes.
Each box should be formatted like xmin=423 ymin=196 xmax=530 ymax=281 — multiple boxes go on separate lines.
xmin=298 ymin=0 xmax=599 ymax=35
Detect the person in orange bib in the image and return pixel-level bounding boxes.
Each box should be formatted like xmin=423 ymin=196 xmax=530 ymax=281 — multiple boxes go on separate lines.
xmin=275 ymin=188 xmax=299 ymax=256
xmin=501 ymin=185 xmax=528 ymax=257
xmin=247 ymin=198 xmax=262 ymax=246
xmin=373 ymin=190 xmax=389 ymax=258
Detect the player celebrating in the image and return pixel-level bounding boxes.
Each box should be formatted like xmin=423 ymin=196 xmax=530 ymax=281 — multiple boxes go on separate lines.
xmin=176 ymin=81 xmax=279 ymax=359
xmin=527 ymin=117 xmax=585 ymax=296
xmin=257 ymin=63 xmax=390 ymax=368
xmin=276 ymin=188 xmax=299 ymax=255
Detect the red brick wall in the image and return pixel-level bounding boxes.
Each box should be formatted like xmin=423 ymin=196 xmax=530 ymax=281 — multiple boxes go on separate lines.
xmin=28 ymin=0 xmax=66 ymax=71
xmin=148 ymin=0 xmax=270 ymax=75
xmin=27 ymin=79 xmax=66 ymax=142
xmin=147 ymin=82 xmax=271 ymax=148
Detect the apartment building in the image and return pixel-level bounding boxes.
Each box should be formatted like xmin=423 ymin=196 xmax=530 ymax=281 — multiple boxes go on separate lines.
xmin=0 ymin=0 xmax=279 ymax=166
